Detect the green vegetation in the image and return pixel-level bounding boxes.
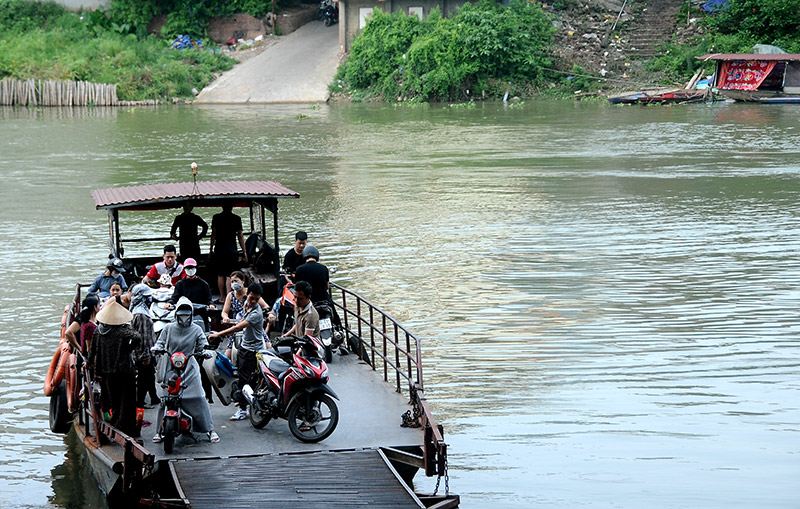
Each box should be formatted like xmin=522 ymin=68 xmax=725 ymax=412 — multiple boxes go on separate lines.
xmin=0 ymin=0 xmax=234 ymax=101
xmin=109 ymin=0 xmax=279 ymax=39
xmin=648 ymin=0 xmax=800 ymax=80
xmin=335 ymin=0 xmax=556 ymax=102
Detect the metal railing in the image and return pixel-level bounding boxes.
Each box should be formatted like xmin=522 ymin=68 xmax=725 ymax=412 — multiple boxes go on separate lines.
xmin=330 ymin=282 xmax=448 ymax=479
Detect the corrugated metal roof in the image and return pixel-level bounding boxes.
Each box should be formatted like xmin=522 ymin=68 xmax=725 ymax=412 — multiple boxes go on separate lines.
xmin=92 ymin=181 xmax=299 ymax=210
xmin=698 ymin=53 xmax=800 ymax=62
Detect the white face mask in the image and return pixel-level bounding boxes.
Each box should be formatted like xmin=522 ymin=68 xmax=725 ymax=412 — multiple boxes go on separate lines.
xmin=185 ymin=268 xmax=197 ymax=277
xmin=231 ymin=282 xmax=243 ymax=291
xmin=111 ymin=270 xmax=120 ymax=277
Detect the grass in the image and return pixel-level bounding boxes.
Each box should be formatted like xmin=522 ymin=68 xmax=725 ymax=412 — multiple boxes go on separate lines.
xmin=0 ymin=0 xmax=235 ymax=101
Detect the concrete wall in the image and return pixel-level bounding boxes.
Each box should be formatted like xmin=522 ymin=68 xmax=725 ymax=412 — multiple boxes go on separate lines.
xmin=338 ymin=0 xmax=466 ymax=52
xmin=43 ymin=0 xmax=108 ymax=10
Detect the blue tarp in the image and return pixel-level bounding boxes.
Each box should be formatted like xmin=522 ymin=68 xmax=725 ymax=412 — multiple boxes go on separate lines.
xmin=702 ymin=0 xmax=728 ymax=13
xmin=171 ymin=34 xmax=203 ymax=50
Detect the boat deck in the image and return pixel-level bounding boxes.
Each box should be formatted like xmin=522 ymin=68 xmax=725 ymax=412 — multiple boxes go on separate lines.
xmin=87 ymin=352 xmax=422 ymax=463
xmin=170 ymin=449 xmax=425 ymax=508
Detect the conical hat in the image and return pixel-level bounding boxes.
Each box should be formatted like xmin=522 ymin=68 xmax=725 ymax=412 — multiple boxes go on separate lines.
xmin=96 ymin=299 xmax=133 ymax=326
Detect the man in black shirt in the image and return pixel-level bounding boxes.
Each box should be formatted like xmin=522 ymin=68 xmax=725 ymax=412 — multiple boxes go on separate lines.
xmin=282 ymin=231 xmax=308 ymax=276
xmin=170 ymin=203 xmax=208 ymax=260
xmin=169 ymin=258 xmax=215 ymax=310
xmin=210 ymin=203 xmax=247 ymax=302
xmin=294 ymin=245 xmax=329 ymax=304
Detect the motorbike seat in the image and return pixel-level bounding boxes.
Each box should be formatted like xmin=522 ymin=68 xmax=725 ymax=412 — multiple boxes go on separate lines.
xmin=266 ymin=356 xmax=290 ymax=377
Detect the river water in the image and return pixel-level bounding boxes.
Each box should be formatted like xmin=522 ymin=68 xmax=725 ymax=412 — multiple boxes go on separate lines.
xmin=1 ymin=101 xmax=799 ymax=508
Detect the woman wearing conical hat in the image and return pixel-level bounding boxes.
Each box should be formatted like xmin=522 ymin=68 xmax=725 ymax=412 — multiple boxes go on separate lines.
xmin=88 ymin=299 xmax=141 ymax=437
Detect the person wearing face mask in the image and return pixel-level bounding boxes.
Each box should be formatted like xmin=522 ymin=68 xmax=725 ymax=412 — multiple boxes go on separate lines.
xmin=88 ymin=257 xmax=128 ymax=298
xmin=209 ymin=283 xmax=268 ymax=421
xmin=151 ymin=297 xmax=219 ymax=443
xmin=168 ymin=258 xmax=215 ymax=310
xmin=220 ymin=271 xmax=270 ymax=358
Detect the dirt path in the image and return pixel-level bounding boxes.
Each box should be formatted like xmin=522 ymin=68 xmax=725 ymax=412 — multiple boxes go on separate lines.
xmin=195 ymin=21 xmax=340 ymax=104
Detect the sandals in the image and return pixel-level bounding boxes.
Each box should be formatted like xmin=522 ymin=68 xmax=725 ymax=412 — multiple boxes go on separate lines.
xmin=208 ymin=430 xmax=220 ymax=443
xmin=152 ymin=433 xmax=163 ymax=443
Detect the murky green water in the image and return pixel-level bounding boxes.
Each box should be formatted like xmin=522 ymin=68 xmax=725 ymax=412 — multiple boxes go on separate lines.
xmin=1 ymin=101 xmax=799 ymax=508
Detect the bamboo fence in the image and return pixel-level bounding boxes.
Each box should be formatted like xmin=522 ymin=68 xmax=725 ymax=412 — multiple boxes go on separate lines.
xmin=0 ymin=78 xmax=161 ymax=107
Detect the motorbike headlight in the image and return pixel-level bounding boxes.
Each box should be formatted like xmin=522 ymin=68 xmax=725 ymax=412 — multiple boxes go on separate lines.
xmin=321 ymin=368 xmax=328 ymax=379
xmin=170 ymin=352 xmax=187 ymax=369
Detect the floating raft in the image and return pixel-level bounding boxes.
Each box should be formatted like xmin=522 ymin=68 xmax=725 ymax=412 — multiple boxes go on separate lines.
xmin=169 ymin=449 xmax=427 ymax=508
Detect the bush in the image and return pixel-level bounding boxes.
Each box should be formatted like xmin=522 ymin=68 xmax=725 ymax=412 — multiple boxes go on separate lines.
xmin=338 ymin=0 xmax=555 ymax=101
xmin=706 ymin=0 xmax=800 ymax=43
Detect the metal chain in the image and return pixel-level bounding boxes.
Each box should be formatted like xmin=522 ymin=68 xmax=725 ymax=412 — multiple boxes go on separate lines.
xmin=432 ymin=451 xmax=449 ymax=496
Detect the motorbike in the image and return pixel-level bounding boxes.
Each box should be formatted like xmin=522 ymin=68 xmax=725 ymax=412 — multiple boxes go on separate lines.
xmin=152 ymin=348 xmax=211 ymax=453
xmin=319 ymin=0 xmax=338 ymax=27
xmin=242 ymin=335 xmax=339 ymax=443
xmin=202 ymin=332 xmax=239 ymax=406
xmin=313 ymin=301 xmax=345 ymax=363
xmin=149 ymin=288 xmax=175 ymax=339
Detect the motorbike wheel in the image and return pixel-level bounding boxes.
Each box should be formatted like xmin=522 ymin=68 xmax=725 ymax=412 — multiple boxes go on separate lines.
xmin=324 ymin=17 xmax=331 ymax=27
xmin=49 ymin=380 xmax=72 ymax=434
xmin=249 ymin=383 xmax=272 ymax=429
xmin=324 ymin=345 xmax=332 ymax=363
xmin=287 ymin=393 xmax=338 ymax=443
xmin=163 ymin=418 xmax=177 ymax=454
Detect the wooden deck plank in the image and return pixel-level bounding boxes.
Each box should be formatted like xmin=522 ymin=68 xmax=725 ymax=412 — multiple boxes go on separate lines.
xmin=170 ymin=450 xmax=425 ymax=508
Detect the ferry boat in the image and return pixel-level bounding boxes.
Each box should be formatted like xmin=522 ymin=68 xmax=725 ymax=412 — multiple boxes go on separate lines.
xmin=44 ymin=179 xmax=457 ymax=508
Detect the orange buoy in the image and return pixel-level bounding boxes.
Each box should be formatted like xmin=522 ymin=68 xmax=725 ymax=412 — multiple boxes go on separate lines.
xmin=44 ymin=341 xmax=71 ymax=397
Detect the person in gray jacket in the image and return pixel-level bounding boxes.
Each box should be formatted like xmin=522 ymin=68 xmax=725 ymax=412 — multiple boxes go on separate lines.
xmin=152 ymin=296 xmax=219 ymax=443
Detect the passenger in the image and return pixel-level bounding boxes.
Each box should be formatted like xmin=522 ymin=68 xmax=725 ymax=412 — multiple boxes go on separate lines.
xmin=294 ymin=245 xmax=330 ymax=305
xmin=208 ymin=283 xmax=267 ymax=421
xmin=282 ymin=231 xmax=308 ymax=277
xmin=170 ymin=203 xmax=208 ymax=261
xmin=209 ymin=203 xmax=247 ymax=303
xmin=168 ymin=258 xmax=215 ymax=310
xmin=220 ymin=271 xmax=270 ymax=358
xmin=65 ymin=295 xmax=101 ymax=354
xmin=109 ymin=282 xmax=123 ymax=298
xmin=152 ymin=297 xmax=219 ymax=443
xmin=281 ymin=281 xmax=320 ymax=338
xmin=87 ymin=257 xmax=128 ymax=298
xmin=143 ymin=245 xmax=184 ymax=288
xmin=88 ymin=299 xmax=140 ymax=436
xmin=129 ymin=284 xmax=160 ymax=409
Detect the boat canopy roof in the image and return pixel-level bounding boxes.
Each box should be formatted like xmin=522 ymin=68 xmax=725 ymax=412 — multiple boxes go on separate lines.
xmin=91 ymin=180 xmax=300 ymax=211
xmin=698 ymin=53 xmax=800 ymax=62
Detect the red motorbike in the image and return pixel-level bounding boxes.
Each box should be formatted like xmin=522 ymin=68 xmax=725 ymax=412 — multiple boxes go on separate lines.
xmin=242 ymin=335 xmax=339 ymax=443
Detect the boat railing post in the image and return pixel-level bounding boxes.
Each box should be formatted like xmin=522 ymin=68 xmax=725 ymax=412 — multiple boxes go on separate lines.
xmin=382 ymin=314 xmax=388 ymax=383
xmin=415 ymin=334 xmax=423 ymax=390
xmin=356 ymin=298 xmax=363 ymax=360
xmin=406 ymin=332 xmax=414 ymax=388
xmin=369 ymin=305 xmax=375 ymax=368
xmin=394 ymin=324 xmax=401 ymax=393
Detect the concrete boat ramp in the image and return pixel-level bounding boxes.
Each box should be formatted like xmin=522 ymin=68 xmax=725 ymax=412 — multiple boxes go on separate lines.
xmin=195 ymin=21 xmax=340 ymax=104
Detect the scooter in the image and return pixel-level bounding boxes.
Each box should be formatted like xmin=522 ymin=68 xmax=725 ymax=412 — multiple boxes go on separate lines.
xmin=152 ymin=348 xmax=211 ymax=453
xmin=313 ymin=301 xmax=345 ymax=363
xmin=319 ymin=0 xmax=338 ymax=27
xmin=202 ymin=332 xmax=239 ymax=406
xmin=243 ymin=335 xmax=339 ymax=443
xmin=149 ymin=288 xmax=175 ymax=339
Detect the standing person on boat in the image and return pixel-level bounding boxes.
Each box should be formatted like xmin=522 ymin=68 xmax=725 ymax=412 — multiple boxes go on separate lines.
xmin=220 ymin=271 xmax=270 ymax=357
xmin=295 ymin=245 xmax=341 ymax=327
xmin=87 ymin=258 xmax=128 ymax=298
xmin=281 ymin=281 xmax=320 ymax=338
xmin=170 ymin=202 xmax=208 ymax=261
xmin=88 ymin=300 xmax=140 ymax=436
xmin=152 ymin=297 xmax=219 ymax=443
xmin=282 ymin=231 xmax=308 ymax=277
xmin=129 ymin=284 xmax=160 ymax=409
xmin=208 ymin=283 xmax=267 ymax=421
xmin=210 ymin=202 xmax=247 ymax=303
xmin=143 ymin=245 xmax=185 ymax=287
xmin=65 ymin=295 xmax=101 ymax=354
